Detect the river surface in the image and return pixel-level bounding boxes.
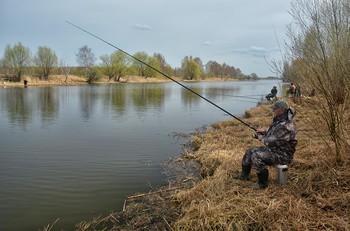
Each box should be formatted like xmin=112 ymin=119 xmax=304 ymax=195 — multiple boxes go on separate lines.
xmin=0 ymin=79 xmax=281 ymax=230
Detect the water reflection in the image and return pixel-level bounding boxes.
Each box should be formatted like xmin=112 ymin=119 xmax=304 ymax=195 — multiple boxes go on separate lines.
xmin=204 ymin=86 xmax=241 ymax=100
xmin=0 ymin=82 xmax=283 ymax=130
xmin=3 ymin=88 xmax=33 ymax=129
xmin=103 ymin=84 xmax=127 ymax=117
xmin=181 ymin=87 xmax=202 ymax=109
xmin=79 ymin=85 xmax=99 ymax=120
xmin=0 ymin=83 xmax=268 ymax=129
xmin=0 ymin=85 xmax=172 ymax=128
xmin=130 ymin=84 xmax=166 ymax=113
xmin=38 ymin=88 xmax=59 ymax=128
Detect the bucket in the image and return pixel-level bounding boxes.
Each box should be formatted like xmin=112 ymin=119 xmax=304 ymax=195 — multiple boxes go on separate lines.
xmin=276 ymin=165 xmax=288 ymax=185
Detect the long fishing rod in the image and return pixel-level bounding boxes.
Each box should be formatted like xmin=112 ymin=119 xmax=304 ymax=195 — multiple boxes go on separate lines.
xmin=66 ymin=21 xmax=257 ymax=132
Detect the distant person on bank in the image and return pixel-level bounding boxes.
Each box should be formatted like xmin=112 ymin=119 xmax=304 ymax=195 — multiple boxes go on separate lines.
xmin=265 ymin=85 xmax=278 ymax=101
xmin=288 ymin=82 xmax=296 ymax=97
xmin=234 ymin=100 xmax=298 ymax=189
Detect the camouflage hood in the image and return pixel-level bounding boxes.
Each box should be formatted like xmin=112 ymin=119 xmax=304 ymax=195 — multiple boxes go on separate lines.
xmin=262 ymin=107 xmax=298 ymax=157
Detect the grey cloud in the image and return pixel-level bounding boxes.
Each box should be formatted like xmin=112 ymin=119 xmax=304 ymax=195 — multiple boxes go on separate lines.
xmin=202 ymin=41 xmax=212 ymax=46
xmin=134 ymin=24 xmax=152 ymax=30
xmin=230 ymin=46 xmax=279 ymax=58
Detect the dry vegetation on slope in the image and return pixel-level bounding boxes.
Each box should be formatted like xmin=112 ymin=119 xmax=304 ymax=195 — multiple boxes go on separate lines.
xmin=172 ymin=98 xmax=350 ymax=230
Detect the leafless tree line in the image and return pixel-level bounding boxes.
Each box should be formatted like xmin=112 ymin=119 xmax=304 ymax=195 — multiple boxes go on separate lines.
xmin=284 ymin=0 xmax=350 ymax=163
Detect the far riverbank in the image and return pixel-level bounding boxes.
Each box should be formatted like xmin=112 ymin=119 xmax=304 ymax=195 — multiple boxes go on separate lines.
xmin=0 ymin=74 xmax=245 ymax=88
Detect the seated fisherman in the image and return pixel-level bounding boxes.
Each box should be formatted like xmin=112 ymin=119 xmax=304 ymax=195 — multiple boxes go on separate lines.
xmin=234 ymin=100 xmax=298 ymax=189
xmin=266 ymin=85 xmax=278 ymax=101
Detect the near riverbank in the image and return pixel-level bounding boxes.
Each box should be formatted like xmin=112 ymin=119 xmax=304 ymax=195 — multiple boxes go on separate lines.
xmin=41 ymin=97 xmax=349 ymax=230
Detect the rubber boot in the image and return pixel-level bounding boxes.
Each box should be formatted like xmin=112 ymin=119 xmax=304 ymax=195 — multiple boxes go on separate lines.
xmin=234 ymin=164 xmax=251 ymax=181
xmin=252 ymin=169 xmax=269 ymax=189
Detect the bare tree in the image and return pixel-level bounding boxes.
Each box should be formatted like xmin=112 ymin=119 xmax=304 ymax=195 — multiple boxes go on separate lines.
xmin=59 ymin=58 xmax=71 ymax=82
xmin=287 ymin=0 xmax=350 ymax=163
xmin=153 ymin=53 xmax=174 ymax=77
xmin=76 ymin=45 xmax=96 ymax=67
xmin=76 ymin=45 xmax=96 ymax=76
xmin=76 ymin=45 xmax=98 ymax=83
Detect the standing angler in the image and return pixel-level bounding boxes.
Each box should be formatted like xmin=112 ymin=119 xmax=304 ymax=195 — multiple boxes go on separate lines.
xmin=234 ymin=100 xmax=298 ymax=189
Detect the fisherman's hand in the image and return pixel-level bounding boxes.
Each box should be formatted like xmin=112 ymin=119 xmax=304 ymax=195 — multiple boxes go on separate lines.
xmin=256 ymin=130 xmax=266 ymax=135
xmin=252 ymin=133 xmax=263 ymax=140
xmin=252 ymin=130 xmax=266 ymax=140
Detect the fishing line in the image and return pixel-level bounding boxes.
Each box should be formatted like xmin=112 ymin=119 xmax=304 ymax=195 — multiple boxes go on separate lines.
xmin=65 ymin=21 xmax=257 ymax=132
xmin=241 ymin=94 xmax=265 ymax=97
xmin=227 ymin=99 xmax=262 ymax=104
xmin=221 ymin=94 xmax=263 ymax=100
xmin=271 ymin=19 xmax=284 ymax=65
xmin=204 ymin=94 xmax=262 ymax=101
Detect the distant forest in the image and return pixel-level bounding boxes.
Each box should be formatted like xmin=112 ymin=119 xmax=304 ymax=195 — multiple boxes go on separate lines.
xmin=0 ymin=42 xmax=268 ymax=83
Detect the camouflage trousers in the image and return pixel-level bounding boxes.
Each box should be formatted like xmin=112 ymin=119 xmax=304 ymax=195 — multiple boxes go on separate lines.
xmin=242 ymin=146 xmax=292 ymax=173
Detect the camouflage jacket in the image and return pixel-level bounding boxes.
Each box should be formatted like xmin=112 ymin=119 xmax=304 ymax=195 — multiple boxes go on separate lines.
xmin=261 ymin=108 xmax=298 ymax=159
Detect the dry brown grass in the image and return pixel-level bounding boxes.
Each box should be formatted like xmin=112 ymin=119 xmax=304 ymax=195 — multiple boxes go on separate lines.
xmin=0 ymin=75 xmax=88 ymax=87
xmin=0 ymin=74 xmax=167 ymax=87
xmin=172 ymin=99 xmax=350 ymax=230
xmin=0 ymin=75 xmax=239 ymax=88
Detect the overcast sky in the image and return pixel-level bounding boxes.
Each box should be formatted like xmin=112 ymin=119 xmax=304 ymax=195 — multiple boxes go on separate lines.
xmin=0 ymin=0 xmax=292 ymax=77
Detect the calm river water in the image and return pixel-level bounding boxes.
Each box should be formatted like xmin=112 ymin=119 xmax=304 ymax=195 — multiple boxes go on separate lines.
xmin=0 ymin=79 xmax=281 ymax=230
